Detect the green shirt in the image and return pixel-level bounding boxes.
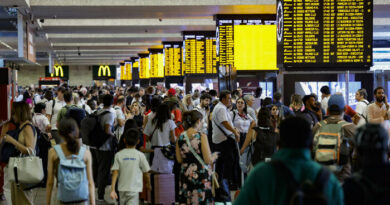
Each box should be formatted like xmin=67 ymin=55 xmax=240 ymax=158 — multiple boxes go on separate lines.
xmin=234 ymin=148 xmax=344 ymax=205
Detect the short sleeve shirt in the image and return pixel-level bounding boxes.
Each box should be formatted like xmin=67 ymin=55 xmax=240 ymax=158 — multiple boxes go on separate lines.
xmin=49 ymin=99 xmax=66 ymax=130
xmin=97 ymin=108 xmax=116 ymax=150
xmin=212 ymin=102 xmax=234 ymax=144
xmin=111 ymin=148 xmax=150 ymax=192
xmin=32 ymin=113 xmax=50 ymax=134
xmin=114 ymin=106 xmax=126 ymax=138
xmin=144 ymin=115 xmax=176 ymax=146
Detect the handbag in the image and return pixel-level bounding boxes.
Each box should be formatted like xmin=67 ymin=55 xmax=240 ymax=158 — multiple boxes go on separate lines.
xmin=8 ymin=147 xmax=44 ymax=185
xmin=183 ymin=132 xmax=220 ymax=197
xmin=160 ymin=143 xmax=176 ymax=160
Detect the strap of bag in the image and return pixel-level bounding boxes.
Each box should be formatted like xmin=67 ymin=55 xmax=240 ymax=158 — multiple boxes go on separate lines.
xmin=54 ymin=145 xmax=66 ymax=161
xmin=149 ymin=126 xmax=158 ymax=142
xmin=78 ymin=146 xmax=86 ymax=160
xmin=213 ymin=118 xmax=233 ymax=139
xmin=183 ymin=132 xmax=207 ymax=168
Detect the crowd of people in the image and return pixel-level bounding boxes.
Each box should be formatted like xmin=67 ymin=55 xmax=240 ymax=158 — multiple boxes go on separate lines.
xmin=1 ymin=84 xmax=390 ymax=205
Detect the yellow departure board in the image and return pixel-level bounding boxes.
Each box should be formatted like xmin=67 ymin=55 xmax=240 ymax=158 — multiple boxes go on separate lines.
xmin=125 ymin=61 xmax=132 ymax=80
xmin=149 ymin=51 xmax=164 ymax=78
xmin=183 ymin=31 xmax=217 ymax=75
xmin=139 ymin=55 xmax=150 ymax=79
xmin=120 ymin=64 xmax=125 ymax=80
xmin=276 ymin=0 xmax=373 ymax=70
xmin=216 ymin=15 xmax=277 ymax=71
xmin=163 ymin=42 xmax=183 ymax=76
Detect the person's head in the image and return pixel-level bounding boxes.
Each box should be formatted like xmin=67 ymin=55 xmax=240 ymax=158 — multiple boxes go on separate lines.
xmin=374 ymin=86 xmax=386 ymax=103
xmin=291 ymin=94 xmax=303 ymax=107
xmin=57 ymin=86 xmax=66 ymax=100
xmin=168 ymin=88 xmax=176 ymax=97
xmin=235 ymin=97 xmax=247 ymax=114
xmin=63 ymin=91 xmax=73 ymax=104
xmin=262 ymin=97 xmax=273 ymax=107
xmin=327 ymin=94 xmax=345 ymax=116
xmin=270 ymin=105 xmax=280 ymax=117
xmin=44 ymin=90 xmax=54 ymax=101
xmin=73 ymin=92 xmax=80 ymax=104
xmin=150 ymin=96 xmax=162 ymax=112
xmin=355 ymin=88 xmax=368 ymax=102
xmin=124 ymin=119 xmax=138 ymax=131
xmin=219 ymin=90 xmax=232 ymax=107
xmin=130 ymin=102 xmax=142 ymax=114
xmin=209 ymin=90 xmax=218 ymax=98
xmin=257 ymin=108 xmax=272 ymax=127
xmin=279 ymin=116 xmax=312 ymax=149
xmin=116 ymin=96 xmax=125 ymax=107
xmin=183 ymin=110 xmax=203 ymax=131
xmin=166 ymin=100 xmax=178 ymax=112
xmin=12 ymin=101 xmax=32 ymax=124
xmin=139 ymin=88 xmax=145 ymax=97
xmin=200 ymin=93 xmax=211 ymax=108
xmin=152 ymin=103 xmax=171 ymax=130
xmin=255 ymin=87 xmax=263 ymax=98
xmin=58 ymin=118 xmax=80 ymax=154
xmin=102 ymin=94 xmax=114 ymax=108
xmin=192 ymin=92 xmax=200 ymax=100
xmin=87 ymin=99 xmax=97 ymax=111
xmin=123 ymin=128 xmax=140 ymax=147
xmin=320 ymin=86 xmax=331 ymax=99
xmin=183 ymin=94 xmax=193 ymax=106
xmin=146 ymin=86 xmax=155 ymax=95
xmin=273 ymin=92 xmax=282 ymax=103
xmin=355 ymin=123 xmax=389 ymax=165
xmin=302 ymin=95 xmax=316 ymax=109
xmin=243 ymin=95 xmax=254 ymax=107
xmin=237 ymin=88 xmax=243 ymax=97
xmin=34 ymin=102 xmax=46 ymax=114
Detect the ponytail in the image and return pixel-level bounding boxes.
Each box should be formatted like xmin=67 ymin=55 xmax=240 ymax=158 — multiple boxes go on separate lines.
xmin=58 ymin=118 xmax=80 ymax=154
xmin=183 ymin=110 xmax=203 ymax=130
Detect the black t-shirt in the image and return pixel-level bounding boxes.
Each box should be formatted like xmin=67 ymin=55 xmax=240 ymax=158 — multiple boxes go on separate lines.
xmin=133 ymin=114 xmax=144 ymax=128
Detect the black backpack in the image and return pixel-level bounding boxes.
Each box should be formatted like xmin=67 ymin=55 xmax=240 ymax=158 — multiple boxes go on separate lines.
xmin=349 ymin=172 xmax=390 ymax=204
xmin=271 ymin=160 xmax=330 ymax=205
xmin=80 ymin=110 xmax=110 ymax=148
xmin=251 ymin=126 xmax=278 ymax=165
xmin=65 ymin=106 xmax=87 ymax=128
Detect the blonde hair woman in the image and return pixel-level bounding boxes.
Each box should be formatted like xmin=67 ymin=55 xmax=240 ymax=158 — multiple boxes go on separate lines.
xmin=182 ymin=94 xmax=194 ymax=111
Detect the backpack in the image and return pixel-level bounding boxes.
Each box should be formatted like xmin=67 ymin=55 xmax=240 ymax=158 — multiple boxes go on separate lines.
xmin=271 ymin=160 xmax=330 ymax=205
xmin=360 ymin=100 xmax=369 ymax=123
xmin=65 ymin=106 xmax=87 ymax=127
xmin=251 ymin=126 xmax=278 ymax=166
xmin=54 ymin=145 xmax=88 ymax=203
xmin=349 ymin=171 xmax=390 ymax=204
xmin=313 ymin=120 xmax=351 ymax=169
xmin=80 ymin=110 xmax=110 ymax=148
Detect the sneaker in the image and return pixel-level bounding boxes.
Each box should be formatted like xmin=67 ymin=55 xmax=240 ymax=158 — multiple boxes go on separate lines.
xmin=97 ymin=198 xmax=105 ymax=202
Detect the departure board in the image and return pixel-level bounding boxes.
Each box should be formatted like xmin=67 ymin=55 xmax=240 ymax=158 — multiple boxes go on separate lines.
xmin=148 ymin=48 xmax=164 ymax=78
xmin=163 ymin=42 xmax=183 ymax=76
xmin=125 ymin=61 xmax=132 ymax=80
xmin=183 ymin=31 xmax=217 ymax=75
xmin=120 ymin=63 xmax=125 ymax=80
xmin=138 ymin=53 xmax=150 ymax=79
xmin=131 ymin=57 xmax=140 ymax=81
xmin=276 ymin=0 xmax=373 ymax=70
xmin=216 ymin=14 xmax=277 ymax=71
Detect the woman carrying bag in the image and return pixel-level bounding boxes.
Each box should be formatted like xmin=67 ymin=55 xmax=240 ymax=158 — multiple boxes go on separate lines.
xmin=2 ymin=102 xmax=38 ymax=205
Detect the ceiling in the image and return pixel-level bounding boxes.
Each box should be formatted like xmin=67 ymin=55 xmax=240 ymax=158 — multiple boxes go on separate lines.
xmin=0 ymin=0 xmax=390 ymax=66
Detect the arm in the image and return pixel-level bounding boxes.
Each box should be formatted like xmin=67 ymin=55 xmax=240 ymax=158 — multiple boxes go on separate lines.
xmin=46 ymin=148 xmax=55 ymax=205
xmin=240 ymin=123 xmax=256 ymax=155
xmin=169 ymin=130 xmax=176 ymax=144
xmin=221 ymin=121 xmax=239 ymax=138
xmin=85 ymin=150 xmax=96 ymax=205
xmin=175 ymin=140 xmax=182 ymax=163
xmin=143 ymin=172 xmax=151 ymax=191
xmin=104 ymin=124 xmax=114 ymax=136
xmin=117 ymin=118 xmax=126 ymax=127
xmin=200 ymin=134 xmax=213 ymax=165
xmin=110 ymin=170 xmax=119 ymax=200
xmin=5 ymin=124 xmax=36 ymax=154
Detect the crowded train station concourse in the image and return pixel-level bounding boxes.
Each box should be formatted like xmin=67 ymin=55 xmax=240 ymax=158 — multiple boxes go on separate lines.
xmin=1 ymin=0 xmax=390 ymax=204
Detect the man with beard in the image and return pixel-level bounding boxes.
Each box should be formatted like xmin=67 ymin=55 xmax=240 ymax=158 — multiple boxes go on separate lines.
xmin=301 ymin=94 xmax=322 ymax=128
xmin=194 ymin=93 xmax=212 ymax=135
xmin=367 ymin=87 xmax=390 ymax=123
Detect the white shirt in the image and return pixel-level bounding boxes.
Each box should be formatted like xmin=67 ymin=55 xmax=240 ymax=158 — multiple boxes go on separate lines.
xmin=77 ymin=102 xmax=92 ymax=115
xmin=355 ymin=100 xmax=369 ymax=127
xmin=321 ymin=96 xmax=330 ymax=112
xmin=144 ymin=115 xmax=176 ymax=147
xmin=247 ymin=107 xmax=257 ymax=124
xmin=32 ymin=113 xmax=50 ymax=134
xmin=111 ymin=149 xmax=150 ymax=192
xmin=212 ymin=102 xmax=234 ymax=144
xmin=15 ymin=94 xmax=24 ymax=102
xmin=194 ymin=105 xmax=209 ymax=135
xmin=114 ymin=105 xmax=126 ymax=139
xmin=47 ymin=99 xmax=66 ymax=130
xmin=231 ymin=110 xmax=253 ymax=134
xmin=33 ymin=94 xmax=41 ymax=104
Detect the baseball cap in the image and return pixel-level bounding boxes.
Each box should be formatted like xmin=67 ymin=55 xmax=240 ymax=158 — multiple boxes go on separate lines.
xmin=168 ymin=88 xmax=176 ymax=96
xmin=327 ymin=94 xmax=345 ymax=112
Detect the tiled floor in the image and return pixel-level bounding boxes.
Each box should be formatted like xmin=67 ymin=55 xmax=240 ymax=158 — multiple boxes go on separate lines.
xmin=0 ymin=186 xmax=117 ymax=205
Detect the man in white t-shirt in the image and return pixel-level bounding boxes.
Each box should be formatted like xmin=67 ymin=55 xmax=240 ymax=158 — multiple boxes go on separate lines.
xmin=114 ymin=96 xmax=126 ymax=139
xmin=110 ymin=128 xmax=151 ymax=205
xmin=354 ymin=88 xmax=369 ymax=127
xmin=47 ymin=87 xmax=66 ymax=143
xmin=320 ymin=85 xmax=331 ymax=112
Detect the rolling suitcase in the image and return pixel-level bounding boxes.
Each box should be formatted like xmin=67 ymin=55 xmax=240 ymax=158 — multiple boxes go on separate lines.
xmin=148 ymin=173 xmax=175 ymax=205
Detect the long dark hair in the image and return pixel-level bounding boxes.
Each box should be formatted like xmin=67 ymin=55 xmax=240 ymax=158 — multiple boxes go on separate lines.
xmin=58 ymin=118 xmax=80 ymax=154
xmin=152 ymin=103 xmax=171 ymax=132
xmin=257 ymin=108 xmax=272 ymax=128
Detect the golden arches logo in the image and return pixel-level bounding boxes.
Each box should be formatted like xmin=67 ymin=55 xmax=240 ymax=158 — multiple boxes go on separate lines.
xmin=98 ymin=65 xmax=111 ymax=77
xmin=51 ymin=65 xmax=64 ymax=77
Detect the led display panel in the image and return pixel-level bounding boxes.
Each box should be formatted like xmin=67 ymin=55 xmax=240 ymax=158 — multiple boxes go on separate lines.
xmin=138 ymin=53 xmax=150 ymax=79
xmin=277 ymin=0 xmax=373 ymax=70
xmin=163 ymin=42 xmax=183 ymax=76
xmin=148 ymin=48 xmax=164 ymax=78
xmin=182 ymin=31 xmax=217 ymax=75
xmin=216 ymin=15 xmax=277 ymax=71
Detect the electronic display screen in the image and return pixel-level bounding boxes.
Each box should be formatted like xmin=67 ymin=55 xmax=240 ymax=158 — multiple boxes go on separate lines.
xmin=277 ymin=0 xmax=373 ymax=70
xmin=183 ymin=31 xmax=217 ymax=75
xmin=216 ymin=15 xmax=278 ymax=71
xmin=138 ymin=54 xmax=150 ymax=79
xmin=120 ymin=61 xmax=132 ymax=81
xmin=131 ymin=58 xmax=139 ymax=81
xmin=149 ymin=48 xmax=164 ymax=78
xmin=163 ymin=42 xmax=183 ymax=76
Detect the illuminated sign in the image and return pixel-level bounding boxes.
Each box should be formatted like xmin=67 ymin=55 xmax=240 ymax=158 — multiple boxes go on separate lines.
xmin=163 ymin=42 xmax=183 ymax=76
xmin=138 ymin=53 xmax=150 ymax=79
xmin=92 ymin=65 xmax=116 ymax=80
xmin=276 ymin=0 xmax=373 ymax=70
xmin=215 ymin=14 xmax=278 ymax=71
xmin=182 ymin=31 xmax=217 ymax=75
xmin=45 ymin=65 xmax=69 ymax=80
xmin=120 ymin=61 xmax=132 ymax=81
xmin=149 ymin=48 xmax=164 ymax=78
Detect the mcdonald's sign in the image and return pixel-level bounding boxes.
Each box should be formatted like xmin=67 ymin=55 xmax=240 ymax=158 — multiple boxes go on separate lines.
xmin=92 ymin=65 xmax=117 ymax=80
xmin=45 ymin=65 xmax=69 ymax=80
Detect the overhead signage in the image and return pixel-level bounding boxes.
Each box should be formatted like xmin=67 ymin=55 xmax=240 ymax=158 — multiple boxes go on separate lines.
xmin=138 ymin=53 xmax=150 ymax=79
xmin=45 ymin=65 xmax=69 ymax=80
xmin=163 ymin=41 xmax=183 ymax=77
xmin=276 ymin=0 xmax=373 ymax=70
xmin=131 ymin=57 xmax=140 ymax=81
xmin=148 ymin=48 xmax=164 ymax=78
xmin=92 ymin=65 xmax=117 ymax=80
xmin=120 ymin=61 xmax=132 ymax=81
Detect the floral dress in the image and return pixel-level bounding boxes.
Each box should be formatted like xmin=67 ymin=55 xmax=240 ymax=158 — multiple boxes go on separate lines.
xmin=178 ymin=132 xmax=212 ymax=205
